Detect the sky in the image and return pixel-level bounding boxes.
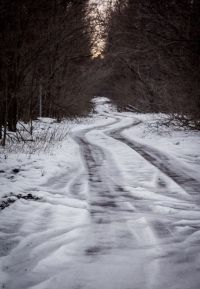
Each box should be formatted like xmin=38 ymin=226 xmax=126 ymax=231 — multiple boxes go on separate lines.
xmin=90 ymin=0 xmax=115 ymax=57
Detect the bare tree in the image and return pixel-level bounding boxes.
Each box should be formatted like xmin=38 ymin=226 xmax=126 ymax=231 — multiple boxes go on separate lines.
xmin=0 ymin=0 xmax=94 ymax=146
xmin=103 ymin=0 xmax=200 ymax=128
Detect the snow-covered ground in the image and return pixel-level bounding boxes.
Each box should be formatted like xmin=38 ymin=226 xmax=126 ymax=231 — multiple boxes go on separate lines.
xmin=0 ymin=97 xmax=200 ymax=289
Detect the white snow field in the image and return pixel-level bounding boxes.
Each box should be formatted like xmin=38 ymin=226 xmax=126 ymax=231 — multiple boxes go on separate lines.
xmin=0 ymin=97 xmax=200 ymax=289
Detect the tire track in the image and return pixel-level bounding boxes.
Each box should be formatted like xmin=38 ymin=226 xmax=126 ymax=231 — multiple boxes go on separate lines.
xmin=72 ymin=116 xmax=161 ymax=289
xmin=73 ymin=119 xmax=127 ymax=216
xmin=107 ymin=120 xmax=200 ymax=198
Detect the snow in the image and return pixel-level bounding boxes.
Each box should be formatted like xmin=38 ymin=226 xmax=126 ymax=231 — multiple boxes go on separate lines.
xmin=0 ymin=96 xmax=200 ymax=289
xmin=91 ymin=96 xmax=117 ymax=114
xmin=122 ymin=113 xmax=200 ymax=181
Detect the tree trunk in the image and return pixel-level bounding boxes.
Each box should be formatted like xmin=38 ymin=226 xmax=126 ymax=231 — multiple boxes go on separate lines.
xmin=8 ymin=96 xmax=17 ymax=132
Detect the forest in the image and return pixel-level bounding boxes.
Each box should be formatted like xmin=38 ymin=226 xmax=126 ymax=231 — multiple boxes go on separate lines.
xmin=0 ymin=0 xmax=200 ymax=147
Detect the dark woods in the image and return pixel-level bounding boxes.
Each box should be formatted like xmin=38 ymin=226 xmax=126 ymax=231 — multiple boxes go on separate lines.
xmin=0 ymin=0 xmax=200 ymax=147
xmin=0 ymin=0 xmax=92 ymax=145
xmin=102 ymin=0 xmax=200 ymax=128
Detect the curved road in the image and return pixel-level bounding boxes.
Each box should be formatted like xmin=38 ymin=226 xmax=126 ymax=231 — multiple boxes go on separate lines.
xmin=71 ymin=113 xmax=200 ymax=289
xmin=1 ymin=109 xmax=200 ymax=289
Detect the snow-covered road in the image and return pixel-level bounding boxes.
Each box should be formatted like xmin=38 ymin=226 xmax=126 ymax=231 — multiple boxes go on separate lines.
xmin=1 ymin=98 xmax=200 ymax=289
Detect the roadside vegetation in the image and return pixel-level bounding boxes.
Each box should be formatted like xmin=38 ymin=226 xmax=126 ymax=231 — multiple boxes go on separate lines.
xmin=0 ymin=0 xmax=199 ymax=152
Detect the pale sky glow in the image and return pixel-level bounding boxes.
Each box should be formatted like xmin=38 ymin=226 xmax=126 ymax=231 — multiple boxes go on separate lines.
xmin=89 ymin=0 xmax=116 ymax=57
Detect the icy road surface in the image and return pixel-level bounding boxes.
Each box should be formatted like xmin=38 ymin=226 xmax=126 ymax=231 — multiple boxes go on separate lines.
xmin=1 ymin=98 xmax=200 ymax=289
